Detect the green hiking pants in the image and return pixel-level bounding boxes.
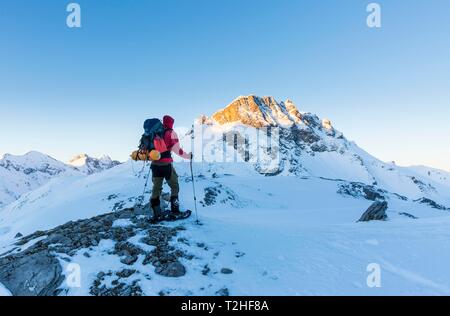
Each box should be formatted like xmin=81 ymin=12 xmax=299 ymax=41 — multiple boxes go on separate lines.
xmin=150 ymin=163 xmax=179 ymax=200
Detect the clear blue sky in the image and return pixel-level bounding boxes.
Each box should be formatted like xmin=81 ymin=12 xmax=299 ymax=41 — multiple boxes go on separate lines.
xmin=0 ymin=0 xmax=449 ymax=170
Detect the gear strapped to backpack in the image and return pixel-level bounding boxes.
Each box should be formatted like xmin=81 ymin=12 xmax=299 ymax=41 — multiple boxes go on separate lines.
xmin=131 ymin=118 xmax=169 ymax=161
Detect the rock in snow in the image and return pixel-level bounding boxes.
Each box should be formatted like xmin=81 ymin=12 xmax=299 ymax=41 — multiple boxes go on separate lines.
xmin=0 ymin=251 xmax=63 ymax=296
xmin=358 ymin=201 xmax=388 ymax=222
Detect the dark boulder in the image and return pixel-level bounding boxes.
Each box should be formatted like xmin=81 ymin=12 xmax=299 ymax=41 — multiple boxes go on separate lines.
xmin=0 ymin=252 xmax=63 ymax=296
xmin=358 ymin=201 xmax=388 ymax=222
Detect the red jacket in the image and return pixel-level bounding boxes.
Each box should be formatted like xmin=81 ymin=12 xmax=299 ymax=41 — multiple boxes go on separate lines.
xmin=160 ymin=115 xmax=190 ymax=163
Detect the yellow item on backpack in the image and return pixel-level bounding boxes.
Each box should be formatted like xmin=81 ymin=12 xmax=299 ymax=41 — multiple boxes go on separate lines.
xmin=149 ymin=150 xmax=161 ymax=161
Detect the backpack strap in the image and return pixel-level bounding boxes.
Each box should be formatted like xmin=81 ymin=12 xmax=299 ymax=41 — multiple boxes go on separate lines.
xmin=153 ymin=136 xmax=168 ymax=153
xmin=159 ymin=128 xmax=173 ymax=159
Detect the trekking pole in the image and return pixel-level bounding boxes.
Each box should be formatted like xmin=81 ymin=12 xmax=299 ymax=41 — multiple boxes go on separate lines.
xmin=190 ymin=125 xmax=200 ymax=225
xmin=141 ymin=160 xmax=151 ymax=205
xmin=190 ymin=157 xmax=200 ymax=225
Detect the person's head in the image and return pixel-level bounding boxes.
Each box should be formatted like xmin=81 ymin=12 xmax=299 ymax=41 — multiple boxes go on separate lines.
xmin=163 ymin=115 xmax=175 ymax=129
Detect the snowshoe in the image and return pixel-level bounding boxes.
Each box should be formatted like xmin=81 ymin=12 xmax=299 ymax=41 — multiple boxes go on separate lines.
xmin=164 ymin=210 xmax=192 ymax=222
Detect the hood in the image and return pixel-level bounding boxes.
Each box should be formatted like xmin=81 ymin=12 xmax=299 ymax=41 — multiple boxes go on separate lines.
xmin=163 ymin=115 xmax=175 ymax=129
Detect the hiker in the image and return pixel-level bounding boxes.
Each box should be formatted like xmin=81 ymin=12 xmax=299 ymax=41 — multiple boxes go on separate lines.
xmin=150 ymin=115 xmax=192 ymax=221
xmin=132 ymin=115 xmax=192 ymax=222
xmin=132 ymin=116 xmax=193 ymax=221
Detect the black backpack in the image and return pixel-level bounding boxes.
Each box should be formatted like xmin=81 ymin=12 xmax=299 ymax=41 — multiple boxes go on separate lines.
xmin=139 ymin=118 xmax=165 ymax=152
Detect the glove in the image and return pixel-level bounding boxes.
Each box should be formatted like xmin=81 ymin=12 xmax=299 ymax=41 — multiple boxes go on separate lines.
xmin=130 ymin=151 xmax=139 ymax=161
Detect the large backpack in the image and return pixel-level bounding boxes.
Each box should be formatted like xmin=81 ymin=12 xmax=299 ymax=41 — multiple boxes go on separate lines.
xmin=139 ymin=119 xmax=167 ymax=155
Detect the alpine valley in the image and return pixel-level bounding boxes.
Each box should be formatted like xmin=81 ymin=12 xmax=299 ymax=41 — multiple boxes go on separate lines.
xmin=0 ymin=96 xmax=449 ymax=296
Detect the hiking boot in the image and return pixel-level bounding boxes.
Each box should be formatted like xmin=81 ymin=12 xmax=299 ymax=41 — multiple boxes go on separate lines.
xmin=170 ymin=196 xmax=181 ymax=216
xmin=150 ymin=198 xmax=163 ymax=222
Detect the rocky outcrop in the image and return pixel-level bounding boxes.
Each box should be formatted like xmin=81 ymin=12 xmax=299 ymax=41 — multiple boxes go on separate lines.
xmin=413 ymin=197 xmax=449 ymax=211
xmin=212 ymin=96 xmax=294 ymax=128
xmin=208 ymin=96 xmax=340 ymax=135
xmin=399 ymin=212 xmax=418 ymax=219
xmin=338 ymin=182 xmax=386 ymax=201
xmin=358 ymin=201 xmax=388 ymax=222
xmin=200 ymin=184 xmax=241 ymax=208
xmin=0 ymin=205 xmax=191 ymax=296
xmin=0 ymin=252 xmax=64 ymax=296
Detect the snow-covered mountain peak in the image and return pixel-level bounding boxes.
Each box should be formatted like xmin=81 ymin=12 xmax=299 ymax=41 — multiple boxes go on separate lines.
xmin=188 ymin=96 xmax=450 ymax=207
xmin=0 ymin=152 xmax=121 ymax=209
xmin=68 ymin=154 xmax=121 ymax=175
xmin=0 ymin=151 xmax=79 ymax=208
xmin=69 ymin=153 xmax=90 ymax=167
xmin=0 ymin=151 xmax=69 ymax=175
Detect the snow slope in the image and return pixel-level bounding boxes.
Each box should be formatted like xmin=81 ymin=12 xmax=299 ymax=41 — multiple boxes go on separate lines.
xmin=0 ymin=160 xmax=449 ymax=295
xmin=0 ymin=282 xmax=12 ymax=296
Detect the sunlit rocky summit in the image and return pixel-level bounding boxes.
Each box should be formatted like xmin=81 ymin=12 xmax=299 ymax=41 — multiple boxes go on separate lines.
xmin=69 ymin=154 xmax=121 ymax=175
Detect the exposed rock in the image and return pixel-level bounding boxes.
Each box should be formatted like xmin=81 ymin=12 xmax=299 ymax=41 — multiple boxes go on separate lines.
xmin=212 ymin=96 xmax=286 ymax=128
xmin=0 ymin=205 xmax=191 ymax=296
xmin=221 ymin=268 xmax=233 ymax=275
xmin=155 ymin=261 xmax=186 ymax=278
xmin=113 ymin=241 xmax=143 ymax=266
xmin=410 ymin=177 xmax=437 ymax=194
xmin=235 ymin=251 xmax=245 ymax=258
xmin=201 ymin=184 xmax=239 ymax=207
xmin=358 ymin=201 xmax=388 ymax=222
xmin=338 ymin=182 xmax=386 ymax=201
xmin=202 ymin=187 xmax=219 ymax=206
xmin=202 ymin=265 xmax=211 ymax=276
xmin=116 ymin=269 xmax=136 ymax=278
xmin=399 ymin=212 xmax=418 ymax=219
xmin=215 ymin=288 xmax=230 ymax=296
xmin=90 ymin=279 xmax=142 ymax=296
xmin=413 ymin=197 xmax=448 ymax=210
xmin=0 ymin=252 xmax=63 ymax=296
xmin=290 ymin=127 xmax=321 ymax=145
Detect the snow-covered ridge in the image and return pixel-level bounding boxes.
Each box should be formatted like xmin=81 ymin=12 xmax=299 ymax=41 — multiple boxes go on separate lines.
xmin=0 ymin=152 xmax=121 ymax=208
xmin=0 ymin=151 xmax=77 ymax=208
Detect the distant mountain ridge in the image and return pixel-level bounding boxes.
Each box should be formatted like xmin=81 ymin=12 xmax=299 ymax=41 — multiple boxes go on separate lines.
xmin=0 ymin=152 xmax=121 ymax=208
xmin=68 ymin=154 xmax=121 ymax=175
